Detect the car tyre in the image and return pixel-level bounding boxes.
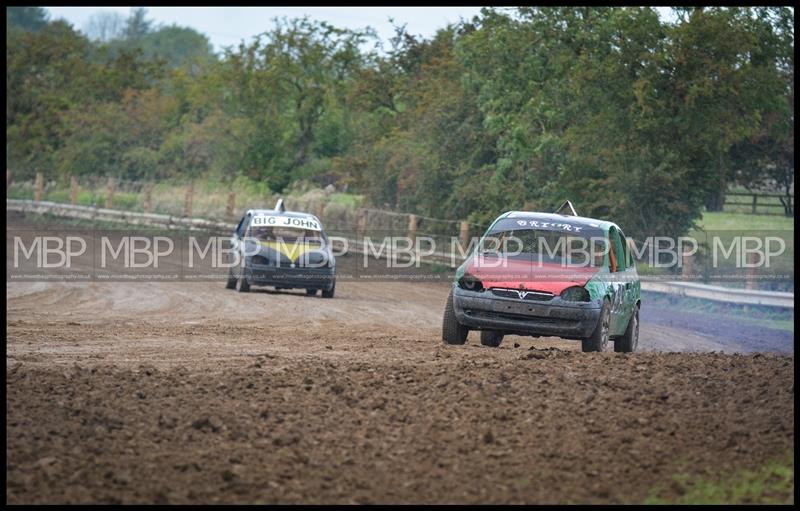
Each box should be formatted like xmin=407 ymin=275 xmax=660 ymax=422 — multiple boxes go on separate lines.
xmin=306 ymin=289 xmax=318 ymax=296
xmin=582 ymin=300 xmax=610 ymax=352
xmin=442 ymin=290 xmax=468 ymax=345
xmin=614 ymin=305 xmax=639 ymax=353
xmin=225 ymin=266 xmax=237 ymax=289
xmin=321 ymin=282 xmax=335 ymax=298
xmin=480 ymin=330 xmax=503 ymax=347
xmin=236 ymin=269 xmax=250 ymax=293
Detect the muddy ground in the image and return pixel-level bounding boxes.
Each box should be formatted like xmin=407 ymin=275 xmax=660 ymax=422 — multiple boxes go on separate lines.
xmin=5 ymin=214 xmax=795 ymax=503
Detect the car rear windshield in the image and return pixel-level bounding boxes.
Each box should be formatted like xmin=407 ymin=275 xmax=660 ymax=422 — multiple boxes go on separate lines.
xmin=480 ymin=218 xmax=608 ymax=266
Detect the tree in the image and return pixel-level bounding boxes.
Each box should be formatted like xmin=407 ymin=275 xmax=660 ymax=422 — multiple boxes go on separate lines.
xmin=5 ymin=7 xmax=793 ymax=233
xmin=6 ymin=20 xmax=94 ymax=179
xmin=6 ymin=7 xmax=49 ymax=32
xmin=217 ymin=17 xmax=373 ymax=190
xmin=139 ymin=25 xmax=216 ymax=69
xmin=727 ymin=7 xmax=794 ymax=215
xmin=665 ymin=7 xmax=794 ymax=213
xmin=122 ymin=7 xmax=153 ymax=44
xmin=84 ymin=10 xmax=125 ymax=42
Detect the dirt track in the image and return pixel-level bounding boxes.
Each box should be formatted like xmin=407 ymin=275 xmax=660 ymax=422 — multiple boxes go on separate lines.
xmin=5 ymin=215 xmax=796 ymax=503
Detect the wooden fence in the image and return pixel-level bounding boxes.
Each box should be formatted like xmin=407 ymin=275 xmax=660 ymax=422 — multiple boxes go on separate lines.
xmin=723 ymin=191 xmax=793 ymax=216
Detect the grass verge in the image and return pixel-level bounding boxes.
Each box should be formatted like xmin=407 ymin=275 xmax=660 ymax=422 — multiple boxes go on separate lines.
xmin=640 ymin=291 xmax=794 ymax=333
xmin=645 ymin=452 xmax=794 ymax=504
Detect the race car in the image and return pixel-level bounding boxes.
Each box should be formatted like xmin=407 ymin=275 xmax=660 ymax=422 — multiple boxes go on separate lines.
xmin=442 ymin=202 xmax=640 ymax=352
xmin=225 ymin=200 xmax=336 ymax=297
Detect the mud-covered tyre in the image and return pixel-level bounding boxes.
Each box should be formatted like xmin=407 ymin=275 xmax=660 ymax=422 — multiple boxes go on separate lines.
xmin=442 ymin=290 xmax=468 ymax=345
xmin=582 ymin=300 xmax=610 ymax=352
xmin=306 ymin=289 xmax=318 ymax=296
xmin=236 ymin=270 xmax=250 ymax=293
xmin=321 ymin=282 xmax=335 ymax=298
xmin=615 ymin=305 xmax=639 ymax=353
xmin=480 ymin=330 xmax=503 ymax=347
xmin=225 ymin=267 xmax=237 ymax=289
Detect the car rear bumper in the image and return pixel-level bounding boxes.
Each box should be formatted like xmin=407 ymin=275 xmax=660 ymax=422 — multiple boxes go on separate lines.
xmin=246 ymin=263 xmax=335 ymax=290
xmin=452 ymin=286 xmax=601 ymax=339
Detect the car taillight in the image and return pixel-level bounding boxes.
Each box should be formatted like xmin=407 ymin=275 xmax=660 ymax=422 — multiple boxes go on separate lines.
xmin=560 ymin=286 xmax=590 ymax=302
xmin=458 ymin=274 xmax=484 ymax=292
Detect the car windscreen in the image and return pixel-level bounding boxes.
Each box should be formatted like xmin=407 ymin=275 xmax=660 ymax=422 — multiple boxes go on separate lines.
xmin=246 ymin=215 xmax=325 ymax=244
xmin=479 ymin=218 xmax=608 ymax=267
xmin=247 ymin=225 xmax=324 ymax=244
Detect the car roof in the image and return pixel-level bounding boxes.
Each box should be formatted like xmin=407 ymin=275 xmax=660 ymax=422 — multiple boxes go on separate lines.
xmin=247 ymin=209 xmax=319 ymax=221
xmin=500 ymin=211 xmax=619 ymax=231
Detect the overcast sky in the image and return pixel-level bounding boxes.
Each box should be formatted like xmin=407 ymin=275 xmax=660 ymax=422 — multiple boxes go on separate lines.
xmin=45 ymin=6 xmax=491 ymax=53
xmin=45 ymin=6 xmax=679 ymax=54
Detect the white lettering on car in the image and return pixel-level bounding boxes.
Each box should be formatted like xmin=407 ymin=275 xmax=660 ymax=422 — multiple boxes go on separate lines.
xmin=506 ymin=218 xmax=588 ymax=233
xmin=251 ymin=215 xmax=321 ymax=231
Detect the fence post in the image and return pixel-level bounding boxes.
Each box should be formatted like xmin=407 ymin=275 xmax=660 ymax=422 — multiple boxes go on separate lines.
xmin=745 ymin=252 xmax=758 ymax=290
xmin=105 ymin=177 xmax=115 ymax=209
xmin=34 ymin=172 xmax=44 ymax=202
xmin=408 ymin=215 xmax=417 ymax=250
xmin=70 ymin=176 xmax=78 ymax=205
xmin=459 ymin=221 xmax=470 ymax=252
xmin=407 ymin=214 xmax=417 ymax=240
xmin=357 ymin=209 xmax=367 ymax=238
xmin=226 ymin=191 xmax=236 ymax=221
xmin=6 ymin=170 xmax=11 ymax=192
xmin=315 ymin=201 xmax=325 ymax=222
xmin=143 ymin=183 xmax=153 ymax=213
xmin=184 ymin=183 xmax=193 ymax=217
xmin=681 ymin=246 xmax=694 ymax=281
xmin=752 ymin=194 xmax=757 ymax=214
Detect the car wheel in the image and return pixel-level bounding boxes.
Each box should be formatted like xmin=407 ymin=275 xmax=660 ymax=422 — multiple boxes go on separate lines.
xmin=442 ymin=290 xmax=468 ymax=345
xmin=480 ymin=330 xmax=503 ymax=347
xmin=236 ymin=270 xmax=250 ymax=293
xmin=582 ymin=300 xmax=610 ymax=352
xmin=614 ymin=305 xmax=639 ymax=353
xmin=321 ymin=282 xmax=335 ymax=298
xmin=225 ymin=266 xmax=237 ymax=289
xmin=306 ymin=289 xmax=318 ymax=296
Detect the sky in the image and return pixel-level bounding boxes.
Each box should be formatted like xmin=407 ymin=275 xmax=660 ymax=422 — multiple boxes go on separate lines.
xmin=45 ymin=6 xmax=490 ymax=53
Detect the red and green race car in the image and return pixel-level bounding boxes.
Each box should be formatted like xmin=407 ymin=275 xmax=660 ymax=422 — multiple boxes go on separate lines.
xmin=442 ymin=206 xmax=640 ymax=352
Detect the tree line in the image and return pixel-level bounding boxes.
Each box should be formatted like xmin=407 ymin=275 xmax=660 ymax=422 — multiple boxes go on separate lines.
xmin=6 ymin=7 xmax=794 ymax=238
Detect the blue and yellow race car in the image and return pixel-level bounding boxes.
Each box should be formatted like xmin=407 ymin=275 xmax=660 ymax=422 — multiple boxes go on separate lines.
xmin=226 ymin=201 xmax=336 ymax=297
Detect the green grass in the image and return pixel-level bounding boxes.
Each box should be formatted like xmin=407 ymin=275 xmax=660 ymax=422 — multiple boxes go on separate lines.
xmin=646 ymin=453 xmax=794 ymax=504
xmin=9 ymin=184 xmax=142 ymax=210
xmin=697 ymin=211 xmax=794 ymax=231
xmin=688 ymin=211 xmax=794 ymax=292
xmin=42 ymin=189 xmax=141 ymax=210
xmin=7 ymin=184 xmax=34 ymax=200
xmin=737 ymin=316 xmax=796 ymax=333
xmin=642 ymin=291 xmax=794 ymax=333
xmin=328 ymin=192 xmax=365 ymax=208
